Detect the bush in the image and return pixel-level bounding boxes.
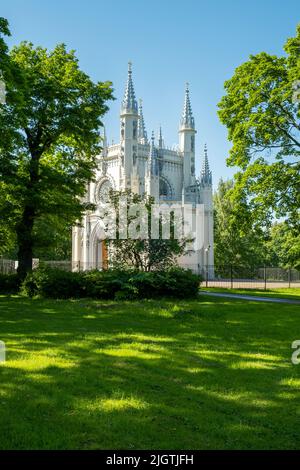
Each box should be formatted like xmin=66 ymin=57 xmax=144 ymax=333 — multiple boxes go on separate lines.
xmin=82 ymin=269 xmax=131 ymax=299
xmin=0 ymin=273 xmax=20 ymax=294
xmin=21 ymin=266 xmax=202 ymax=300
xmin=21 ymin=267 xmax=84 ymax=299
xmin=125 ymin=268 xmax=201 ymax=299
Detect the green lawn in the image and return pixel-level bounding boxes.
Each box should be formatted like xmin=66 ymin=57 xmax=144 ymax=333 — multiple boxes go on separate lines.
xmin=205 ymin=287 xmax=300 ymax=301
xmin=0 ymin=295 xmax=299 ymax=450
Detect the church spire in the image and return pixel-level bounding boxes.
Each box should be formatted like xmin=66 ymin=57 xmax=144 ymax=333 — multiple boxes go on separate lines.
xmin=149 ymin=131 xmax=159 ymax=176
xmin=138 ymin=99 xmax=148 ymax=143
xmin=121 ymin=61 xmax=138 ymax=114
xmin=158 ymin=125 xmax=163 ymax=148
xmin=180 ymin=82 xmax=195 ymax=130
xmin=102 ymin=125 xmax=107 ymax=147
xmin=200 ymin=144 xmax=212 ymax=186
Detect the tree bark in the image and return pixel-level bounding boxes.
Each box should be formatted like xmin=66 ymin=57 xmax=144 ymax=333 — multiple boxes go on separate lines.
xmin=16 ymin=140 xmax=40 ymax=281
xmin=16 ymin=205 xmax=35 ymax=280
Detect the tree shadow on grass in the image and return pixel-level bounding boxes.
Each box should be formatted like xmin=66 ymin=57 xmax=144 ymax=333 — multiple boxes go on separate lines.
xmin=0 ymin=296 xmax=299 ymax=449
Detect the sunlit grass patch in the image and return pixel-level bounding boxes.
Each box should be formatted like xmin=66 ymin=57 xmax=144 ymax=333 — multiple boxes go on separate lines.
xmin=0 ymin=295 xmax=299 ymax=449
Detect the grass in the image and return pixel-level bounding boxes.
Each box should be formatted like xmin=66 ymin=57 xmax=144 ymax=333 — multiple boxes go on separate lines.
xmin=205 ymin=287 xmax=300 ymax=301
xmin=0 ymin=294 xmax=300 ymax=450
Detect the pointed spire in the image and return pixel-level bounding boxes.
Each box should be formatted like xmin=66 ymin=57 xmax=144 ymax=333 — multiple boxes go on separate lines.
xmin=101 ymin=125 xmax=108 ymax=156
xmin=121 ymin=61 xmax=138 ymax=114
xmin=138 ymin=99 xmax=148 ymax=143
xmin=200 ymin=144 xmax=212 ymax=186
xmin=102 ymin=126 xmax=107 ymax=147
xmin=158 ymin=125 xmax=163 ymax=148
xmin=180 ymin=82 xmax=195 ymax=129
xmin=149 ymin=131 xmax=159 ymax=176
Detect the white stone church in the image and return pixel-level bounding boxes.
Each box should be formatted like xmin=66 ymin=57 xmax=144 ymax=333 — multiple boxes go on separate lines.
xmin=72 ymin=63 xmax=214 ymax=271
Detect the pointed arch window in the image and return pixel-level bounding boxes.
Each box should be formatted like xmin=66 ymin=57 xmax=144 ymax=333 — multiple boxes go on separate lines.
xmin=159 ymin=177 xmax=173 ymax=200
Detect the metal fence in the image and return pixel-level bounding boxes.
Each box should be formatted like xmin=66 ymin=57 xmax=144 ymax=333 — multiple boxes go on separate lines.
xmin=1 ymin=258 xmax=299 ymax=289
xmin=197 ymin=265 xmax=300 ymax=289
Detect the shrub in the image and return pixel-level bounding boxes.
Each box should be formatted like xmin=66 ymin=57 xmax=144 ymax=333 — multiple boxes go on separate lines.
xmin=82 ymin=269 xmax=131 ymax=299
xmin=21 ymin=267 xmax=84 ymax=298
xmin=0 ymin=273 xmax=20 ymax=294
xmin=125 ymin=268 xmax=201 ymax=299
xmin=21 ymin=266 xmax=201 ymax=300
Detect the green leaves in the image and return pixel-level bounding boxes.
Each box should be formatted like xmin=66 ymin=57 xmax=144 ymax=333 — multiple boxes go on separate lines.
xmin=218 ymin=25 xmax=300 ymax=223
xmin=0 ymin=26 xmax=114 ymax=275
xmin=213 ymin=179 xmax=268 ymax=267
xmin=101 ymin=189 xmax=191 ymax=272
xmin=266 ymin=217 xmax=300 ymax=269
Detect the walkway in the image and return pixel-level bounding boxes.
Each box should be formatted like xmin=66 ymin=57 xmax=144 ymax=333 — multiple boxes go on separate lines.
xmin=200 ymin=291 xmax=300 ymax=305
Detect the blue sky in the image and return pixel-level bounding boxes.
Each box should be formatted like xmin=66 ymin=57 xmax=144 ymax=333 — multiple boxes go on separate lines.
xmin=2 ymin=0 xmax=299 ymax=187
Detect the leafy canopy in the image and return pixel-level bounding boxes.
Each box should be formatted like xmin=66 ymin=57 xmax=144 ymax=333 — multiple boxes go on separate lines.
xmin=0 ymin=27 xmax=113 ymax=277
xmin=218 ymin=24 xmax=300 ymax=224
xmin=213 ymin=179 xmax=268 ymax=267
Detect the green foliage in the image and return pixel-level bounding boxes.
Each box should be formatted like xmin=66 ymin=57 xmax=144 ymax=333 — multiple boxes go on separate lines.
xmin=265 ymin=217 xmax=300 ymax=269
xmin=213 ymin=178 xmax=268 ymax=267
xmin=83 ymin=270 xmax=132 ymax=299
xmin=0 ymin=273 xmax=19 ymax=294
xmin=32 ymin=216 xmax=72 ymax=260
xmin=218 ymin=24 xmax=300 ymax=225
xmin=102 ymin=189 xmax=192 ymax=271
xmin=21 ymin=267 xmax=84 ymax=299
xmin=118 ymin=268 xmax=201 ymax=300
xmin=20 ymin=266 xmax=201 ymax=300
xmin=213 ymin=178 xmax=300 ymax=269
xmin=0 ymin=27 xmax=114 ymax=278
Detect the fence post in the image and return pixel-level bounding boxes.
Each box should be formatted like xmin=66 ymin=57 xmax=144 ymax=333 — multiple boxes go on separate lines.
xmin=206 ymin=265 xmax=208 ymax=288
xmin=288 ymin=268 xmax=291 ymax=288
xmin=230 ymin=265 xmax=233 ymax=289
xmin=264 ymin=265 xmax=267 ymax=291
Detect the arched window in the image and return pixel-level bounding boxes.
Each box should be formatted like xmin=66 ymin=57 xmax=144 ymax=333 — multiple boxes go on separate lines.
xmin=159 ymin=177 xmax=172 ymax=200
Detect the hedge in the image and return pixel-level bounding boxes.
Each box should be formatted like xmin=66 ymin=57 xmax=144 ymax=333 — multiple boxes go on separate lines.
xmin=0 ymin=273 xmax=20 ymax=294
xmin=20 ymin=267 xmax=201 ymax=300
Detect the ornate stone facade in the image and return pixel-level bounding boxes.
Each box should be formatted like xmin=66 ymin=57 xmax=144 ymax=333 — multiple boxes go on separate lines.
xmin=72 ymin=64 xmax=214 ymax=271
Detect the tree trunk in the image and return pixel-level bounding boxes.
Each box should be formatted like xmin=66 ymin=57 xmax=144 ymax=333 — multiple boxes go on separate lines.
xmin=16 ymin=205 xmax=35 ymax=280
xmin=16 ymin=140 xmax=40 ymax=281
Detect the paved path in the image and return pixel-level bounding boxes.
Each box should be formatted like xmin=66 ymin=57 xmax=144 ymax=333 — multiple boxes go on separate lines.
xmin=205 ymin=281 xmax=300 ymax=289
xmin=200 ymin=291 xmax=300 ymax=305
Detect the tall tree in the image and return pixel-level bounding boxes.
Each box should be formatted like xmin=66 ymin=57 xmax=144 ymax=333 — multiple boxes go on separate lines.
xmin=213 ymin=179 xmax=268 ymax=267
xmin=0 ymin=36 xmax=113 ymax=279
xmin=0 ymin=18 xmax=18 ymax=255
xmin=218 ymin=24 xmax=300 ymax=227
xmin=0 ymin=17 xmax=10 ymax=79
xmin=265 ymin=217 xmax=300 ymax=269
